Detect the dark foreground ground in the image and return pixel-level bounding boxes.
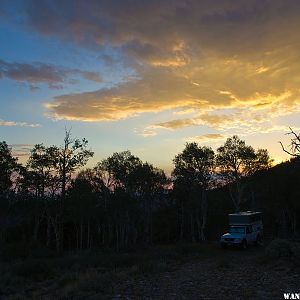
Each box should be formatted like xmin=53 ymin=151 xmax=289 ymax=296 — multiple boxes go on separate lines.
xmin=1 ymin=241 xmax=299 ymax=299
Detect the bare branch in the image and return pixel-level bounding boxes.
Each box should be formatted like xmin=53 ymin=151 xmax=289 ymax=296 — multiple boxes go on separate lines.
xmin=280 ymin=127 xmax=300 ymax=157
xmin=279 ymin=141 xmax=298 ymax=157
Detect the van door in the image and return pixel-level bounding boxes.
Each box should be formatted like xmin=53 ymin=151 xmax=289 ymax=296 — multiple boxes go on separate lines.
xmin=246 ymin=226 xmax=255 ymax=242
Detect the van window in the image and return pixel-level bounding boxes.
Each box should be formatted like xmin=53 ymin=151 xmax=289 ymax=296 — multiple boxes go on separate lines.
xmin=246 ymin=226 xmax=253 ymax=234
xmin=229 ymin=227 xmax=245 ymax=234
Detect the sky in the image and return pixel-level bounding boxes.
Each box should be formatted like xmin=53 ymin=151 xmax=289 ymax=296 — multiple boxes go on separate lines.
xmin=1 ymin=0 xmax=300 ymax=173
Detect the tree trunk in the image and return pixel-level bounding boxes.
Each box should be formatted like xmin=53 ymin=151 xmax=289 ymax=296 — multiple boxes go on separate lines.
xmin=190 ymin=213 xmax=195 ymax=242
xmin=180 ymin=202 xmax=184 ymax=240
xmin=280 ymin=209 xmax=288 ymax=238
xmin=229 ymin=183 xmax=240 ymax=213
xmin=292 ymin=212 xmax=297 ymax=237
xmin=80 ymin=220 xmax=83 ymax=250
xmin=46 ymin=215 xmax=51 ymax=247
xmin=87 ymin=219 xmax=90 ymax=249
xmin=200 ymin=189 xmax=207 ymax=241
xmin=51 ymin=216 xmax=60 ymax=253
xmin=33 ymin=216 xmax=40 ymax=241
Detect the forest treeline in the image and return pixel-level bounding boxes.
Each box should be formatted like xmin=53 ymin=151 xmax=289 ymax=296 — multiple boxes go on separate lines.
xmin=0 ymin=131 xmax=299 ymax=254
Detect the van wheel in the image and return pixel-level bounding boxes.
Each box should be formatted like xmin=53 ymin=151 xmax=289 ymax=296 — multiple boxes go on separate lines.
xmin=241 ymin=240 xmax=247 ymax=249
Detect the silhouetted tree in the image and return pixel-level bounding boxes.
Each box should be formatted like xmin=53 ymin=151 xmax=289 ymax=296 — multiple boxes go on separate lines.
xmin=0 ymin=141 xmax=19 ymax=195
xmin=66 ymin=175 xmax=97 ymax=250
xmin=279 ymin=128 xmax=300 ymax=236
xmin=216 ymin=136 xmax=272 ymax=212
xmin=173 ymin=143 xmax=215 ymax=241
xmin=280 ymin=127 xmax=300 ymax=157
xmin=22 ymin=131 xmax=94 ymax=252
xmin=2 ymin=129 xmax=300 ymax=256
xmin=131 ymin=162 xmax=168 ymax=244
xmin=89 ymin=151 xmax=167 ymax=248
xmin=0 ymin=142 xmax=20 ymax=245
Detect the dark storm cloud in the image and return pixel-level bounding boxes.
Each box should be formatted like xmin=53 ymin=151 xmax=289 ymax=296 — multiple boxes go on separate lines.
xmin=0 ymin=60 xmax=102 ymax=89
xmin=21 ymin=0 xmax=300 ymax=57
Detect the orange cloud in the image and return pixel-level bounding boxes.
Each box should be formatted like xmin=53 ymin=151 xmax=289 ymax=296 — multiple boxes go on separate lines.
xmin=185 ymin=134 xmax=225 ymax=143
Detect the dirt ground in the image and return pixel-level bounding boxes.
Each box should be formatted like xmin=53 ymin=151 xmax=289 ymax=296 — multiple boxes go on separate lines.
xmin=1 ymin=243 xmax=299 ymax=300
xmin=114 ymin=245 xmax=299 ymax=300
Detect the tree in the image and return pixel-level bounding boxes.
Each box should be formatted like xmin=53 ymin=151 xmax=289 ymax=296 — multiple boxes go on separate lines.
xmin=22 ymin=144 xmax=60 ymax=243
xmin=216 ymin=135 xmax=272 ymax=212
xmin=280 ymin=127 xmax=300 ymax=157
xmin=39 ymin=130 xmax=94 ymax=252
xmin=0 ymin=141 xmax=19 ymax=194
xmin=173 ymin=143 xmax=215 ymax=241
xmin=0 ymin=142 xmax=20 ymax=245
xmin=100 ymin=150 xmax=142 ymax=191
xmin=66 ymin=175 xmax=97 ymax=250
xmin=131 ymin=162 xmax=168 ymax=244
xmin=90 ymin=151 xmax=168 ymax=247
xmin=25 ymin=144 xmax=57 ymax=198
xmin=279 ymin=127 xmax=300 ymax=237
xmin=51 ymin=129 xmax=94 ymax=200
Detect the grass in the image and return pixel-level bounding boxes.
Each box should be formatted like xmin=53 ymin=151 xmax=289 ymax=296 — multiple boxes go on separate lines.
xmin=0 ymin=242 xmax=237 ymax=299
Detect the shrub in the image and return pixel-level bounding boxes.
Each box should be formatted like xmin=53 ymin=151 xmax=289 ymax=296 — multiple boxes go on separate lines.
xmin=12 ymin=259 xmax=55 ymax=280
xmin=265 ymin=239 xmax=294 ymax=259
xmin=0 ymin=241 xmax=31 ymax=261
xmin=0 ymin=240 xmax=56 ymax=262
xmin=30 ymin=246 xmax=57 ymax=259
xmin=61 ymin=270 xmax=119 ymax=298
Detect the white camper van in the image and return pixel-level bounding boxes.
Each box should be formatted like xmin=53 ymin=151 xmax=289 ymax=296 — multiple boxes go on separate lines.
xmin=220 ymin=211 xmax=263 ymax=249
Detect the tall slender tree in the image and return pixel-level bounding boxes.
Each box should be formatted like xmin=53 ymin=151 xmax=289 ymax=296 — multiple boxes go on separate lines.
xmin=216 ymin=135 xmax=272 ymax=212
xmin=0 ymin=141 xmax=19 ymax=195
xmin=173 ymin=143 xmax=215 ymax=241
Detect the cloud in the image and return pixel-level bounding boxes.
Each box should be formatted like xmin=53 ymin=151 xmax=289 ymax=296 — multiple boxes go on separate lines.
xmin=150 ymin=118 xmax=197 ymax=130
xmin=7 ymin=0 xmax=300 ymax=128
xmin=45 ymin=68 xmax=206 ymax=121
xmin=80 ymin=71 xmax=102 ymax=83
xmin=185 ymin=134 xmax=225 ymax=143
xmin=9 ymin=144 xmax=34 ymax=158
xmin=0 ymin=119 xmax=40 ymax=127
xmin=0 ymin=60 xmax=102 ymax=89
xmin=21 ymin=1 xmax=300 ymax=62
xmin=142 ymin=104 xmax=300 ymax=137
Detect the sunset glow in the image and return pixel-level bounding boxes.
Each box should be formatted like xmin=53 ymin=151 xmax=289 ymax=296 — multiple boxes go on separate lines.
xmin=1 ymin=0 xmax=300 ymax=170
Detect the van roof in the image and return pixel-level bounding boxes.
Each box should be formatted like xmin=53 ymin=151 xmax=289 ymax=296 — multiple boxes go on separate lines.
xmin=229 ymin=211 xmax=262 ymax=216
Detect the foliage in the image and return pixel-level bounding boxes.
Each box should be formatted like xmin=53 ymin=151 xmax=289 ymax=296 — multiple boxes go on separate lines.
xmin=173 ymin=143 xmax=215 ymax=185
xmin=0 ymin=141 xmax=20 ymax=193
xmin=216 ymin=136 xmax=272 ymax=179
xmin=173 ymin=143 xmax=215 ymax=241
xmin=216 ymin=135 xmax=272 ymax=211
xmin=265 ymin=239 xmax=294 ymax=258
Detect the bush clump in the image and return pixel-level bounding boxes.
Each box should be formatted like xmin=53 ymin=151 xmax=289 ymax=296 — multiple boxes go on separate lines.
xmin=265 ymin=239 xmax=294 ymax=259
xmin=0 ymin=241 xmax=31 ymax=261
xmin=12 ymin=259 xmax=55 ymax=280
xmin=61 ymin=270 xmax=118 ymax=298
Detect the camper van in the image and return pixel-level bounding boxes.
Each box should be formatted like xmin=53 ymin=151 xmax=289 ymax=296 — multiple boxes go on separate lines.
xmin=220 ymin=211 xmax=263 ymax=249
